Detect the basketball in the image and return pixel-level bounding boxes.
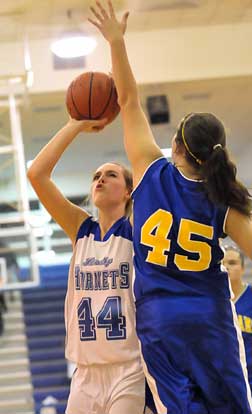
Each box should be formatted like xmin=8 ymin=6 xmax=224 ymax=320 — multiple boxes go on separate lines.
xmin=66 ymin=71 xmax=120 ymax=124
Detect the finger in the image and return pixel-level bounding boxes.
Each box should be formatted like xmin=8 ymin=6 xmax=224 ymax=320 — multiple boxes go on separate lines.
xmin=90 ymin=6 xmax=103 ymax=23
xmin=122 ymin=11 xmax=129 ymax=26
xmin=88 ymin=17 xmax=101 ymax=29
xmin=96 ymin=1 xmax=109 ymax=19
xmin=99 ymin=118 xmax=108 ymax=126
xmin=92 ymin=118 xmax=108 ymax=126
xmin=108 ymin=0 xmax=116 ymax=18
xmin=92 ymin=125 xmax=105 ymax=132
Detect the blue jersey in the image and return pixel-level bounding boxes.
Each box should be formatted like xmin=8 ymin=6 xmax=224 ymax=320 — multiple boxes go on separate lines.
xmin=131 ymin=157 xmax=252 ymax=413
xmin=235 ymin=285 xmax=252 ymax=389
xmin=132 ymin=157 xmax=229 ymax=302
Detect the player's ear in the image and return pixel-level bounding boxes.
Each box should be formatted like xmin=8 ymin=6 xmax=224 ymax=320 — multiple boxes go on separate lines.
xmin=180 ymin=145 xmax=187 ymax=157
xmin=173 ymin=139 xmax=185 ymax=156
xmin=125 ymin=188 xmax=131 ymax=199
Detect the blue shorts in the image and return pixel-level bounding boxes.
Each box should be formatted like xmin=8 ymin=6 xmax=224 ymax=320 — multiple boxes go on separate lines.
xmin=136 ymin=295 xmax=252 ymax=414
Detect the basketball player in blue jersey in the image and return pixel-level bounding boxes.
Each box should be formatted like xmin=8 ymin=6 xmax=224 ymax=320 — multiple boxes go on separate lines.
xmin=89 ymin=1 xmax=252 ymax=413
xmin=27 ymin=117 xmax=146 ymax=414
xmin=223 ymin=245 xmax=252 ymax=391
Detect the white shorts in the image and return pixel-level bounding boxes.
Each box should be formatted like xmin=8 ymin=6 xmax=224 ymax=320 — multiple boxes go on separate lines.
xmin=66 ymin=358 xmax=145 ymax=414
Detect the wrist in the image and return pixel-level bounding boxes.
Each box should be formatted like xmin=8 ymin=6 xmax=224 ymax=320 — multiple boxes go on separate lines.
xmin=110 ymin=36 xmax=124 ymax=46
xmin=65 ymin=119 xmax=82 ymax=132
xmin=63 ymin=121 xmax=83 ymax=138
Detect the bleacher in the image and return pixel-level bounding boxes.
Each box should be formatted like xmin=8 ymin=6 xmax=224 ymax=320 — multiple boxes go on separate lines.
xmin=0 ymin=290 xmax=34 ymax=414
xmin=21 ymin=264 xmax=69 ymax=414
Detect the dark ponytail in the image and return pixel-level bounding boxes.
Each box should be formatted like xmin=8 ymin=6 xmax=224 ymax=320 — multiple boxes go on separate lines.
xmin=201 ymin=146 xmax=251 ymax=216
xmin=176 ymin=113 xmax=252 ymax=217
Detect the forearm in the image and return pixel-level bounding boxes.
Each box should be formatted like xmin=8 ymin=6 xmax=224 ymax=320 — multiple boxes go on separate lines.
xmin=88 ymin=1 xmax=162 ymax=179
xmin=27 ymin=122 xmax=80 ymax=180
xmin=110 ymin=37 xmax=139 ymax=108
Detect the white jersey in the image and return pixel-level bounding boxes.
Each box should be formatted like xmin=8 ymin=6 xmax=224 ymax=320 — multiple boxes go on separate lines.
xmin=65 ymin=216 xmax=140 ymax=365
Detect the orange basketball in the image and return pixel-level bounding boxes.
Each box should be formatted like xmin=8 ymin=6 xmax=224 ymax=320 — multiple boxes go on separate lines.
xmin=66 ymin=71 xmax=120 ymax=124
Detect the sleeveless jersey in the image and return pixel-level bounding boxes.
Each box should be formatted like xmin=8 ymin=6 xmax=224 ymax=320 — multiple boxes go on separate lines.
xmin=235 ymin=285 xmax=252 ymax=389
xmin=132 ymin=157 xmax=229 ymax=302
xmin=65 ymin=216 xmax=140 ymax=365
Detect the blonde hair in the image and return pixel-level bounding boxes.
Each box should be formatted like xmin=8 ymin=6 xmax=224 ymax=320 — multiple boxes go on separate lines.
xmin=111 ymin=162 xmax=133 ymax=217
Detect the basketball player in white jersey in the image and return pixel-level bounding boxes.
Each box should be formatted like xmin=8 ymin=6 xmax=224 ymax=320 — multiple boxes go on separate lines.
xmin=27 ymin=117 xmax=145 ymax=414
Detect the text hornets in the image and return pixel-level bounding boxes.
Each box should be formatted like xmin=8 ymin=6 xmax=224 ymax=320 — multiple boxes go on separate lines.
xmin=74 ymin=257 xmax=130 ymax=291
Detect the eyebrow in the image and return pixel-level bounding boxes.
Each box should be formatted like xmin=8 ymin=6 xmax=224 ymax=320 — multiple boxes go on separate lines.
xmin=105 ymin=170 xmax=118 ymax=174
xmin=93 ymin=169 xmax=119 ymax=177
xmin=224 ymin=259 xmax=240 ymax=263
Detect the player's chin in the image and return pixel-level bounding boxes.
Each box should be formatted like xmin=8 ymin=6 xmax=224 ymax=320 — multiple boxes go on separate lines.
xmin=93 ymin=193 xmax=106 ymax=205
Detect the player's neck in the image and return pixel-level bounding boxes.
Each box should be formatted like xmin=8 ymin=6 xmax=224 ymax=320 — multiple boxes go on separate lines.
xmin=98 ymin=208 xmax=125 ymax=239
xmin=231 ymin=280 xmax=247 ymax=301
xmin=176 ymin=165 xmax=201 ymax=181
xmin=174 ymin=156 xmax=202 ymax=180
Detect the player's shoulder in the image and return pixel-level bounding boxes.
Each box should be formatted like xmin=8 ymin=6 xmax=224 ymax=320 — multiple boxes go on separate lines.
xmin=75 ymin=216 xmax=98 ymax=242
xmin=108 ymin=217 xmax=132 ymax=242
xmin=238 ymin=284 xmax=252 ymax=306
xmin=132 ymin=157 xmax=171 ymax=196
xmin=246 ymin=285 xmax=252 ymax=297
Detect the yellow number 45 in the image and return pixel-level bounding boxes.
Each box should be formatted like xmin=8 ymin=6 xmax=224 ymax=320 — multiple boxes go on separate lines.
xmin=141 ymin=209 xmax=213 ymax=271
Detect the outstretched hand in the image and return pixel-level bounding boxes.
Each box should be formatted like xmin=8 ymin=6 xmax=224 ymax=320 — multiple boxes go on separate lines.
xmin=67 ymin=117 xmax=107 ymax=133
xmin=88 ymin=0 xmax=129 ymax=43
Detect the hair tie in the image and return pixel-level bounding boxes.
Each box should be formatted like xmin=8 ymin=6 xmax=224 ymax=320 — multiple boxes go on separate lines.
xmin=213 ymin=143 xmax=222 ymax=150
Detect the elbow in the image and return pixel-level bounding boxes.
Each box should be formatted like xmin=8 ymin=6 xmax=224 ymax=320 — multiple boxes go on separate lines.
xmin=117 ymin=84 xmax=139 ymax=109
xmin=27 ymin=166 xmax=50 ymax=193
xmin=27 ymin=166 xmax=34 ymax=182
xmin=118 ymin=93 xmax=140 ymax=111
xmin=241 ymin=241 xmax=252 ymax=261
xmin=27 ymin=164 xmax=37 ymax=183
xmin=247 ymin=249 xmax=252 ymax=261
xmin=27 ymin=164 xmax=43 ymax=184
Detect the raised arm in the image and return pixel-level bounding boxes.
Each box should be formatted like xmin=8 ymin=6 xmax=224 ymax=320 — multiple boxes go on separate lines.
xmin=27 ymin=117 xmax=106 ymax=244
xmin=89 ymin=0 xmax=162 ymax=186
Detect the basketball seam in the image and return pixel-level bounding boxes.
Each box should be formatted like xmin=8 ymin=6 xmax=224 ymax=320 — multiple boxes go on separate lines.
xmin=95 ymin=76 xmax=114 ymax=120
xmin=89 ymin=72 xmax=94 ymax=119
xmin=70 ymin=82 xmax=87 ymax=120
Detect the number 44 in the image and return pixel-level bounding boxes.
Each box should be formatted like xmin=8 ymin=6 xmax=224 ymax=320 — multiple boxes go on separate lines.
xmin=78 ymin=296 xmax=126 ymax=341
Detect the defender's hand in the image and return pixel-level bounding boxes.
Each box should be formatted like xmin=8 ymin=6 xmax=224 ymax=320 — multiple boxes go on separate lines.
xmin=88 ymin=0 xmax=129 ymax=43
